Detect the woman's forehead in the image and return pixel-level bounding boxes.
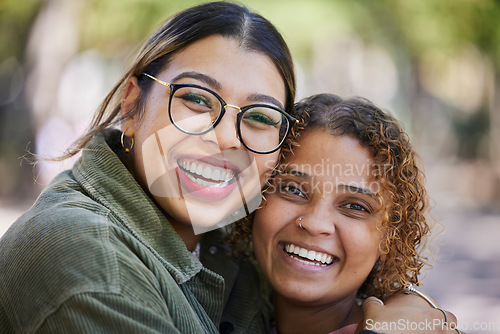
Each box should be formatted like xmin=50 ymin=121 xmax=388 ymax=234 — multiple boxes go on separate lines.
xmin=160 ymin=35 xmax=286 ymax=104
xmin=285 ymin=130 xmax=373 ymax=168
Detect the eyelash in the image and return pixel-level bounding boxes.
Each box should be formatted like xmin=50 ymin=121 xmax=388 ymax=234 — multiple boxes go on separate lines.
xmin=341 ymin=202 xmax=369 ymax=212
xmin=275 ymin=180 xmax=373 ymax=214
xmin=279 ymin=184 xmax=306 ymax=199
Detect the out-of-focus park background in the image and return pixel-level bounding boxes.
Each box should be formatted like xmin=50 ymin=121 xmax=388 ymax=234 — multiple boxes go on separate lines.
xmin=0 ymin=0 xmax=499 ymax=332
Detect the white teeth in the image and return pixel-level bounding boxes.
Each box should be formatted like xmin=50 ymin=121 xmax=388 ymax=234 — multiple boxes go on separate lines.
xmin=189 ymin=162 xmax=197 ymax=173
xmin=196 ymin=164 xmax=203 ymax=175
xmin=306 ymin=250 xmax=316 ymax=261
xmin=219 ymin=169 xmax=227 ymax=181
xmin=185 ymin=173 xmax=224 ymax=189
xmin=290 ymin=255 xmax=324 ymax=267
xmin=212 ymin=168 xmax=221 ymax=181
xmin=202 ymin=166 xmax=211 ymax=178
xmin=284 ymin=243 xmax=334 ymax=265
xmin=299 ymin=248 xmax=307 ymax=257
xmin=179 ymin=159 xmax=237 ymax=186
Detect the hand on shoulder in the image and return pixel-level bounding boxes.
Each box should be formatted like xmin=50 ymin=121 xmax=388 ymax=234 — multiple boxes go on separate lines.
xmin=357 ymin=292 xmax=461 ymax=334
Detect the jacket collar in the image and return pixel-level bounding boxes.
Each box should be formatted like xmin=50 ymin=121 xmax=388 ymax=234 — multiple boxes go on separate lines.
xmin=72 ymin=129 xmax=204 ymax=284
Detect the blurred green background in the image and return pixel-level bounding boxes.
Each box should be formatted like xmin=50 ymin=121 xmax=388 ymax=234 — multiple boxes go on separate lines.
xmin=1 ymin=0 xmax=499 ymax=332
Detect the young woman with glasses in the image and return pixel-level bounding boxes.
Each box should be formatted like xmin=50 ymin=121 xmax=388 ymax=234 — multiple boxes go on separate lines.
xmin=0 ymin=2 xmax=456 ymax=333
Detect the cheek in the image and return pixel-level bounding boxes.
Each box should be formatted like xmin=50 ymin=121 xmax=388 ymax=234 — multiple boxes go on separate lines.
xmin=253 ymin=200 xmax=281 ymax=245
xmin=252 ymin=211 xmax=272 ymax=265
xmin=137 ymin=107 xmax=197 ymax=157
xmin=342 ymin=226 xmax=383 ymax=263
xmin=254 ymin=153 xmax=279 ymax=180
xmin=138 ymin=95 xmax=174 ymax=132
xmin=253 ymin=209 xmax=272 ymax=243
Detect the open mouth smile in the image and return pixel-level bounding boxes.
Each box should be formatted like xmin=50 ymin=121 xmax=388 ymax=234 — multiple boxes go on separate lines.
xmin=175 ymin=156 xmax=243 ymax=202
xmin=283 ymin=243 xmax=335 ymax=267
xmin=178 ymin=158 xmax=238 ymax=188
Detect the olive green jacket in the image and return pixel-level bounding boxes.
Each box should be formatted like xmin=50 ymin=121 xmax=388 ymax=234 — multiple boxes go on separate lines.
xmin=0 ymin=130 xmax=270 ymax=333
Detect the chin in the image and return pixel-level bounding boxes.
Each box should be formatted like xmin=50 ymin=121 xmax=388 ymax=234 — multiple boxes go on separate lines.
xmin=275 ymin=281 xmax=328 ymax=305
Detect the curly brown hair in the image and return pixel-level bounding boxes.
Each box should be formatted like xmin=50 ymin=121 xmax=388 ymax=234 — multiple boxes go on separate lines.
xmin=227 ymin=93 xmax=431 ymax=300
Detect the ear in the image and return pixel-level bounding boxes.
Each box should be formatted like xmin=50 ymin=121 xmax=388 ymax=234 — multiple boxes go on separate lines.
xmin=121 ymin=76 xmax=141 ymax=137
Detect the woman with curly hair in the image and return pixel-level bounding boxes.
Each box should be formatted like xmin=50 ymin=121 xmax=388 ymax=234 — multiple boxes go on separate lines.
xmin=230 ymin=93 xmax=457 ymax=333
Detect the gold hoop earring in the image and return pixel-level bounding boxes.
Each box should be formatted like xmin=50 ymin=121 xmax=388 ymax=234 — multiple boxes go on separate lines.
xmin=121 ymin=132 xmax=134 ymax=153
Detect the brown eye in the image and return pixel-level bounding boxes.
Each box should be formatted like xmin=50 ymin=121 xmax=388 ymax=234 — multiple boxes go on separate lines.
xmin=277 ymin=182 xmax=306 ymax=199
xmin=342 ymin=203 xmax=368 ymax=212
xmin=177 ymin=91 xmax=213 ymax=110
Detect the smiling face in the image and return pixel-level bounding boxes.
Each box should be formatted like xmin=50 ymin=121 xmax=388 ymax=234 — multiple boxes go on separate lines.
xmin=253 ymin=129 xmax=385 ymax=308
xmin=122 ymin=35 xmax=286 ymax=237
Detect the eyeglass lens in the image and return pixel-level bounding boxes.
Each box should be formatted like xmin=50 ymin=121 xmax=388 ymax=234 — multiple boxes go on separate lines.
xmin=170 ymin=86 xmax=289 ymax=153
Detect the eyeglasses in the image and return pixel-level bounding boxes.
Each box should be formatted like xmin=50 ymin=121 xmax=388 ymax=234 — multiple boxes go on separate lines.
xmin=142 ymin=73 xmax=297 ymax=154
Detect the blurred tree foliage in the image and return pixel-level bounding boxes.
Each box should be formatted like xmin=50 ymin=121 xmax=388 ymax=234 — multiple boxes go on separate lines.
xmin=0 ymin=0 xmax=41 ymax=62
xmin=0 ymin=0 xmax=40 ymax=201
xmin=3 ymin=0 xmax=498 ymax=66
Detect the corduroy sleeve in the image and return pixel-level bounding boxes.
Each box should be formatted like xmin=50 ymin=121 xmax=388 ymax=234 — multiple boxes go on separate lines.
xmin=36 ymin=292 xmax=181 ymax=334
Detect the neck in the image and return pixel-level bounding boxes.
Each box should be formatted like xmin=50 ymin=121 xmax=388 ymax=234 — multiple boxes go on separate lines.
xmin=273 ymin=293 xmax=362 ymax=334
xmin=171 ymin=221 xmax=203 ymax=252
xmin=126 ymin=159 xmax=203 ymax=252
xmin=149 ymin=194 xmax=203 ymax=252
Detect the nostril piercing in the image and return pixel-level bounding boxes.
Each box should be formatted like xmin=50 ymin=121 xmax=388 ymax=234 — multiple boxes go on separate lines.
xmin=296 ymin=216 xmax=305 ymax=230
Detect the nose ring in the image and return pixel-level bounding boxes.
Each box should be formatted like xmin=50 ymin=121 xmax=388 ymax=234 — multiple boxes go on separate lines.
xmin=297 ymin=216 xmax=305 ymax=230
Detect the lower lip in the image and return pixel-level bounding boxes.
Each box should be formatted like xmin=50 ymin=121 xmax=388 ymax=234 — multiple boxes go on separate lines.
xmin=279 ymin=244 xmax=336 ymax=272
xmin=176 ymin=166 xmax=239 ymax=201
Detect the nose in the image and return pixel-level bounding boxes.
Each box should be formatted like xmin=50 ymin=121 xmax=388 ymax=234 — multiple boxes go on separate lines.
xmin=298 ymin=204 xmax=336 ymax=236
xmin=201 ymin=105 xmax=242 ymax=151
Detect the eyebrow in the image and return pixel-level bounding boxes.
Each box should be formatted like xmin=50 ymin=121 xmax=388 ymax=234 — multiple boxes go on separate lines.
xmin=171 ymin=71 xmax=285 ymax=110
xmin=171 ymin=71 xmax=222 ymax=91
xmin=338 ymin=184 xmax=380 ymax=202
xmin=280 ymin=168 xmax=309 ymax=178
xmin=248 ymin=93 xmax=284 ymax=110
